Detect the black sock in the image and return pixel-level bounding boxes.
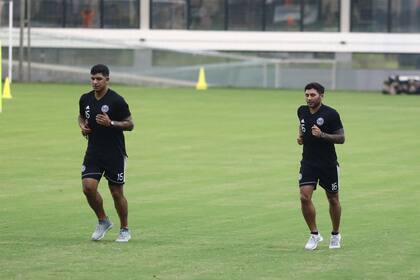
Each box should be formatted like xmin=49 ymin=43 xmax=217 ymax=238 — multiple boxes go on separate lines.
xmin=311 ymin=231 xmax=319 ymax=235
xmin=331 ymin=231 xmax=339 ymax=235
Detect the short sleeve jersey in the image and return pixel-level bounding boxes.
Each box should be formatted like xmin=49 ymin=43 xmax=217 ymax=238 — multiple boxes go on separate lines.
xmin=79 ymin=89 xmax=131 ymax=158
xmin=297 ymin=104 xmax=343 ymax=167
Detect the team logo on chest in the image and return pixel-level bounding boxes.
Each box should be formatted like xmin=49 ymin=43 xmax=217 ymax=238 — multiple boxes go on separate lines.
xmin=316 ymin=117 xmax=324 ymax=126
xmin=101 ymin=105 xmax=110 ymax=113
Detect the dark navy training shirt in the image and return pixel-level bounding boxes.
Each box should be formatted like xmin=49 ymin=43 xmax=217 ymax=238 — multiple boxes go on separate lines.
xmin=79 ymin=89 xmax=131 ymax=158
xmin=297 ymin=104 xmax=343 ymax=167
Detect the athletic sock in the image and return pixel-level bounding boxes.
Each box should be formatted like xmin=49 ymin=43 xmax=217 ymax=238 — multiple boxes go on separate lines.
xmin=331 ymin=231 xmax=339 ymax=235
xmin=310 ymin=231 xmax=319 ymax=235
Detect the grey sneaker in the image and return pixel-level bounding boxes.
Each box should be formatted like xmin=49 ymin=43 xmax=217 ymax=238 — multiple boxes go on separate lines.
xmin=305 ymin=233 xmax=323 ymax=250
xmin=115 ymin=228 xmax=131 ymax=242
xmin=329 ymin=234 xmax=341 ymax=249
xmin=91 ymin=219 xmax=113 ymax=241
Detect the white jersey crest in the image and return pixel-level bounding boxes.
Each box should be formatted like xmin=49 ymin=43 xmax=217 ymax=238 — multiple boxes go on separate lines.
xmin=101 ymin=105 xmax=109 ymax=113
xmin=316 ymin=117 xmax=324 ymax=126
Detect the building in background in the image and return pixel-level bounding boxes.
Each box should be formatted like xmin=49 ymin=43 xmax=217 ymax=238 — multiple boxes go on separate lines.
xmin=1 ymin=0 xmax=420 ymax=90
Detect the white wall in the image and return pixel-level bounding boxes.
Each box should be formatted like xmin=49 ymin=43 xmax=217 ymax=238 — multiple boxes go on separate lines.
xmin=1 ymin=28 xmax=420 ymax=54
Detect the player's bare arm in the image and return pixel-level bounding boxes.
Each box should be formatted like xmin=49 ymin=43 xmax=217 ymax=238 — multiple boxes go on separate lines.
xmin=311 ymin=125 xmax=345 ymax=144
xmin=297 ymin=125 xmax=304 ymax=145
xmin=78 ymin=115 xmax=92 ymax=136
xmin=96 ymin=112 xmax=134 ymax=131
xmin=111 ymin=116 xmax=134 ymax=131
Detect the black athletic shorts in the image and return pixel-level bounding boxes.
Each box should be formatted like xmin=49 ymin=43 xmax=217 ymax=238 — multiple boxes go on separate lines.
xmin=298 ymin=162 xmax=340 ymax=193
xmin=81 ymin=153 xmax=127 ymax=185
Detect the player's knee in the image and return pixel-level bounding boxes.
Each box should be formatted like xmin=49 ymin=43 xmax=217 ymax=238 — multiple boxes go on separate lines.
xmin=300 ymin=194 xmax=312 ymax=204
xmin=327 ymin=195 xmax=340 ymax=206
xmin=110 ymin=190 xmax=120 ymax=199
xmin=82 ymin=184 xmax=96 ymax=196
xmin=109 ymin=186 xmax=124 ymax=199
xmin=82 ymin=186 xmax=91 ymax=196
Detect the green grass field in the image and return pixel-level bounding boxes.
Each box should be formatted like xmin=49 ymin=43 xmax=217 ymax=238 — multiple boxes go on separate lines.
xmin=0 ymin=83 xmax=419 ymax=279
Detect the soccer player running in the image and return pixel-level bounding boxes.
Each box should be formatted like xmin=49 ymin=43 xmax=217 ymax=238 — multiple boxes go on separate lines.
xmin=297 ymin=82 xmax=345 ymax=250
xmin=78 ymin=64 xmax=134 ymax=242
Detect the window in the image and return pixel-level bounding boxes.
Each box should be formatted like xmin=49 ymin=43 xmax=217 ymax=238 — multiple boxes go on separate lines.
xmin=189 ymin=0 xmax=225 ymax=30
xmin=227 ymin=0 xmax=264 ymax=30
xmin=265 ymin=0 xmax=301 ymax=31
xmin=265 ymin=0 xmax=338 ymax=31
xmin=391 ymin=0 xmax=420 ymax=33
xmin=103 ymin=0 xmax=139 ymax=28
xmin=303 ymin=0 xmax=339 ymax=31
xmin=31 ymin=0 xmax=64 ymax=27
xmin=65 ymin=0 xmax=101 ymax=28
xmin=351 ymin=0 xmax=388 ymax=32
xmin=151 ymin=0 xmax=187 ymax=29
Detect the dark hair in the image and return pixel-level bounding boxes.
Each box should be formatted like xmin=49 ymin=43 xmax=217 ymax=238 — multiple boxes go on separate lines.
xmin=90 ymin=64 xmax=110 ymax=77
xmin=304 ymin=82 xmax=325 ymax=94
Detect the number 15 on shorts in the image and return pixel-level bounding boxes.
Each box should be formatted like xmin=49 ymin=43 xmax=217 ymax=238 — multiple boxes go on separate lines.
xmin=117 ymin=173 xmax=124 ymax=182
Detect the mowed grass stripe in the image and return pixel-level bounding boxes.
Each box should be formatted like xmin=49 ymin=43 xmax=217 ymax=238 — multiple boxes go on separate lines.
xmin=0 ymin=83 xmax=419 ymax=279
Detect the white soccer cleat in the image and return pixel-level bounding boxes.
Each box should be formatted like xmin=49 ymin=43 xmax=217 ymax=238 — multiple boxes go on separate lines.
xmin=91 ymin=219 xmax=113 ymax=241
xmin=305 ymin=233 xmax=323 ymax=250
xmin=329 ymin=234 xmax=341 ymax=249
xmin=115 ymin=228 xmax=131 ymax=242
